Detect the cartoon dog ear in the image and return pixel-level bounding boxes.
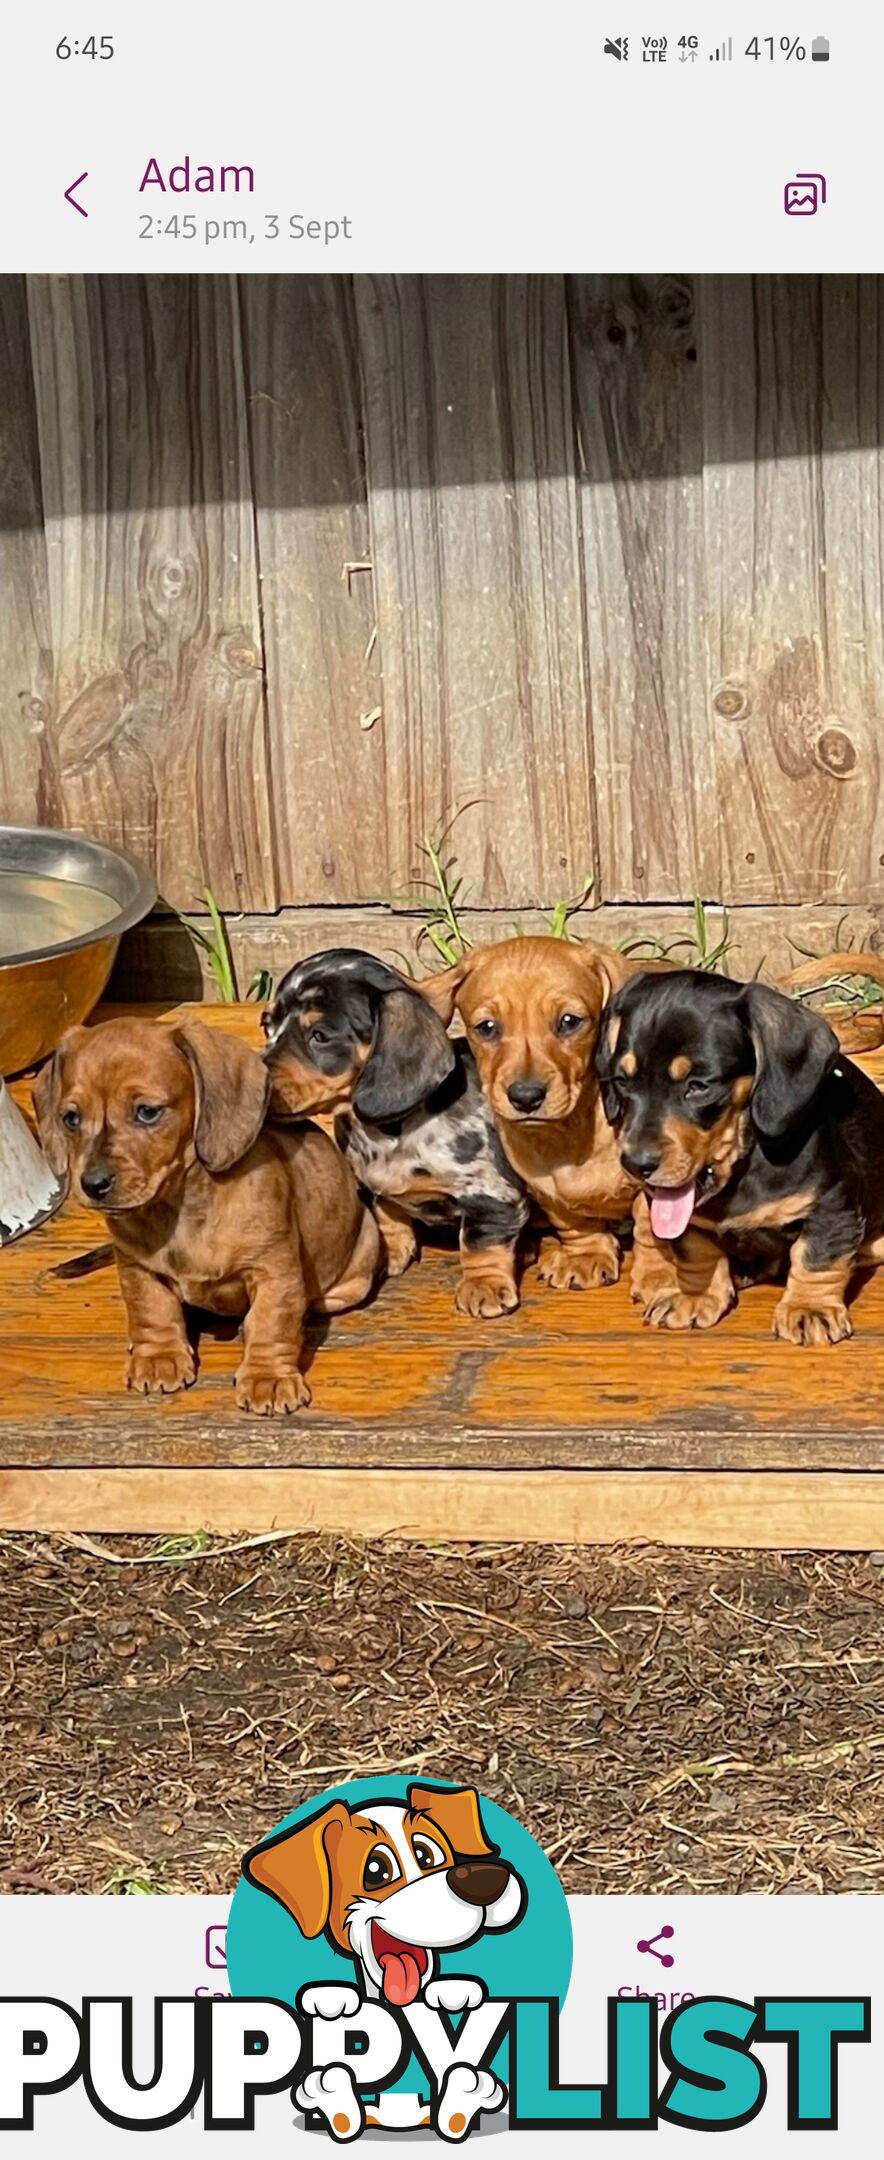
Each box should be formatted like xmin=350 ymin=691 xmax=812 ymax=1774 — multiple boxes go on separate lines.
xmin=32 ymin=1028 xmax=88 ymax=1179
xmin=408 ymin=1783 xmax=496 ymax=1859
xmin=741 ymin=984 xmax=839 ymax=1143
xmin=354 ymin=988 xmax=456 ymax=1123
xmin=173 ymin=1019 xmax=270 ymax=1172
xmin=241 ymin=1803 xmax=351 ymax=1938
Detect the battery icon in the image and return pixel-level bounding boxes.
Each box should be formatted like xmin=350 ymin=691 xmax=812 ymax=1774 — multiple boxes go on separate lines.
xmin=812 ymin=35 xmax=830 ymax=59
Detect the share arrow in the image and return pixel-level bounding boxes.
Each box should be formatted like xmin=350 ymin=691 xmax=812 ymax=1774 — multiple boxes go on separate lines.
xmin=64 ymin=171 xmax=88 ymax=217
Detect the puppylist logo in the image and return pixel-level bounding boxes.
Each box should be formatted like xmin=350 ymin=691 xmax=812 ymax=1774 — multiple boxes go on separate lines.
xmin=0 ymin=1779 xmax=873 ymax=2139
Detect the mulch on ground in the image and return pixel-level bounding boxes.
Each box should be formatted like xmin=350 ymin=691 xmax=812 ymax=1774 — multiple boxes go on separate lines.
xmin=1 ymin=1532 xmax=882 ymax=1896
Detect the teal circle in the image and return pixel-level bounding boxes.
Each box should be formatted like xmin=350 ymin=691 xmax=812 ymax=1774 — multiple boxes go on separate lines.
xmin=227 ymin=1777 xmax=572 ymax=2100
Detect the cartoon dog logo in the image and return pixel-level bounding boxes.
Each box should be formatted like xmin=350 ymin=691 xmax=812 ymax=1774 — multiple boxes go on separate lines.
xmin=242 ymin=1781 xmax=526 ymax=2138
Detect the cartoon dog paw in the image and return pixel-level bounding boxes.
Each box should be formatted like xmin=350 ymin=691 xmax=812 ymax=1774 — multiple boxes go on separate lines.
xmin=436 ymin=2064 xmax=505 ymax=2141
xmin=296 ymin=2064 xmax=364 ymax=2142
xmin=423 ymin=1977 xmax=487 ymax=2014
xmin=299 ymin=1983 xmax=362 ymax=2020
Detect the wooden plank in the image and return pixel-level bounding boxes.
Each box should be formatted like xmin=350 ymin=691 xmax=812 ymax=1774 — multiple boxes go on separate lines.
xmin=4 ymin=1421 xmax=884 ymax=1474
xmin=356 ymin=275 xmax=596 ymax=909
xmin=704 ymin=275 xmax=884 ymax=904
xmin=25 ymin=275 xmax=277 ymax=911
xmin=3 ymin=1466 xmax=884 ymax=1549
xmin=568 ymin=275 xmax=718 ymax=903
xmin=113 ymin=899 xmax=884 ymax=1004
xmin=0 ymin=278 xmax=53 ymax=823
xmin=239 ymin=278 xmax=387 ymax=904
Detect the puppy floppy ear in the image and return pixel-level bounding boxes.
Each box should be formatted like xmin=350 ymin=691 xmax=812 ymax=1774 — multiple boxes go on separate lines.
xmin=32 ymin=1028 xmax=88 ymax=1179
xmin=408 ymin=1783 xmax=495 ymax=1859
xmin=173 ymin=1019 xmax=270 ymax=1172
xmin=595 ymin=997 xmax=628 ymax=1128
xmin=242 ymin=1803 xmax=351 ymax=1938
xmin=354 ymin=988 xmax=456 ymax=1122
xmin=414 ymin=952 xmax=478 ymax=1028
xmin=742 ymin=984 xmax=839 ymax=1143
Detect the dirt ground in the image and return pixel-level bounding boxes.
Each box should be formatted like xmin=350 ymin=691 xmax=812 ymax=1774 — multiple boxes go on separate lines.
xmin=1 ymin=1531 xmax=882 ymax=1896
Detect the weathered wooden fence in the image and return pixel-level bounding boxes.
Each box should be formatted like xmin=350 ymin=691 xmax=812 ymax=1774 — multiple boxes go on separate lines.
xmin=2 ymin=273 xmax=884 ymax=991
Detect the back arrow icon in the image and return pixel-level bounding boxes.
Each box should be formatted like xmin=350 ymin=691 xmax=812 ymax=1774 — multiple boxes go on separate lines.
xmin=64 ymin=171 xmax=88 ymax=217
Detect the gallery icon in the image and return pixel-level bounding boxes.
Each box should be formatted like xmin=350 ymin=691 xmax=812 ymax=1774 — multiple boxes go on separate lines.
xmin=784 ymin=172 xmax=827 ymax=214
xmin=604 ymin=36 xmax=628 ymax=60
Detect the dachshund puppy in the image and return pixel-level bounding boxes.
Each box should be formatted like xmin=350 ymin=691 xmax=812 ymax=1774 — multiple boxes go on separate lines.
xmin=418 ymin=935 xmax=672 ymax=1301
xmin=262 ymin=950 xmax=529 ymax=1319
xmin=35 ymin=1016 xmax=380 ymax=1412
xmin=597 ymin=968 xmax=884 ymax=1342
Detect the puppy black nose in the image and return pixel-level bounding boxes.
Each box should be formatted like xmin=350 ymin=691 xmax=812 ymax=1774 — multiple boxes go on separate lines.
xmin=507 ymin=1080 xmax=547 ymax=1113
xmin=81 ymin=1167 xmax=115 ymax=1202
xmin=622 ymin=1148 xmax=661 ymax=1182
xmin=447 ymin=1860 xmax=510 ymax=1907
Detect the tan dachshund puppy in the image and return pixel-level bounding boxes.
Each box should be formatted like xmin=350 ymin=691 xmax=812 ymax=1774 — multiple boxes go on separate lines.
xmin=34 ymin=1016 xmax=380 ymax=1414
xmin=418 ymin=936 xmax=674 ymax=1307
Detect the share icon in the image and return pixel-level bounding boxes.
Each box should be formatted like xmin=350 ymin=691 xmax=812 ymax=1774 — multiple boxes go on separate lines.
xmin=636 ymin=1924 xmax=675 ymax=1968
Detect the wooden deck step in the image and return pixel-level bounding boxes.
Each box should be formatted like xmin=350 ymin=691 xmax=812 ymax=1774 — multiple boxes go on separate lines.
xmin=5 ymin=1003 xmax=884 ymax=1547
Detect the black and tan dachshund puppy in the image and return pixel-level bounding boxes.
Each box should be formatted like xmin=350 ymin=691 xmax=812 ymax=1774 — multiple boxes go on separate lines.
xmin=262 ymin=950 xmax=529 ymax=1318
xmin=597 ymin=969 xmax=884 ymax=1343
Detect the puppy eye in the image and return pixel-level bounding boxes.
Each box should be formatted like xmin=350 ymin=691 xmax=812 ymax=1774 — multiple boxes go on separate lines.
xmin=133 ymin=1103 xmax=165 ymax=1126
xmin=556 ymin=1012 xmax=585 ymax=1036
xmin=309 ymin=1027 xmax=331 ymax=1047
xmin=413 ymin=1837 xmax=444 ymax=1872
xmin=61 ymin=1106 xmax=81 ymax=1132
xmin=363 ymin=1844 xmax=398 ymax=1890
xmin=683 ymin=1078 xmax=710 ymax=1101
xmin=472 ymin=1018 xmax=500 ymax=1041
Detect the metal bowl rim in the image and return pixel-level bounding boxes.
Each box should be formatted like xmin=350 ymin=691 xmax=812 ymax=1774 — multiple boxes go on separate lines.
xmin=0 ymin=826 xmax=157 ymax=972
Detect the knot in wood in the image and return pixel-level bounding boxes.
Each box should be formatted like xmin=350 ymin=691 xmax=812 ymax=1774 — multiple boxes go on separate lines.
xmin=221 ymin=633 xmax=260 ymax=677
xmin=815 ymin=726 xmax=857 ymax=779
xmin=712 ymin=683 xmax=750 ymax=723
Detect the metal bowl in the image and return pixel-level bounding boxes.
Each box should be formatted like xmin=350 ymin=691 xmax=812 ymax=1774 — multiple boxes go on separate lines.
xmin=0 ymin=827 xmax=156 ymax=1076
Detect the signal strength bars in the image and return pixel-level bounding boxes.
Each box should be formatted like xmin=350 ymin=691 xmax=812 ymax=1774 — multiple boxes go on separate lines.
xmin=709 ymin=35 xmax=733 ymax=59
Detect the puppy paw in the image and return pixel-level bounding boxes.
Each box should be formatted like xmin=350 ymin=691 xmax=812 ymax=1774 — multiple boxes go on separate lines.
xmin=299 ymin=1983 xmax=361 ymax=2020
xmin=436 ymin=2065 xmax=505 ymax=2142
xmin=454 ymin=1272 xmax=519 ymax=1319
xmin=234 ymin=1366 xmax=311 ymax=1414
xmin=424 ymin=1976 xmax=486 ymax=2013
xmin=629 ymin=1261 xmax=675 ymax=1310
xmin=126 ymin=1344 xmax=195 ymax=1396
xmin=643 ymin=1287 xmax=733 ymax=1331
xmin=382 ymin=1229 xmax=419 ymax=1279
xmin=773 ymin=1297 xmax=853 ymax=1347
xmin=296 ymin=2065 xmax=363 ymax=2140
xmin=538 ymin=1237 xmax=620 ymax=1291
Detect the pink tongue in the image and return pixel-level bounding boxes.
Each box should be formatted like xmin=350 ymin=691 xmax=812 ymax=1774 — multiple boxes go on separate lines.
xmin=650 ymin=1183 xmax=697 ymax=1240
xmin=379 ymin=1951 xmax=423 ymax=2007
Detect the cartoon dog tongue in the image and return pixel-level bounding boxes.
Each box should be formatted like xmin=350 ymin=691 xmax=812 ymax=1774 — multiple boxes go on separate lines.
xmin=649 ymin=1182 xmax=696 ymax=1240
xmin=378 ymin=1950 xmax=424 ymax=2007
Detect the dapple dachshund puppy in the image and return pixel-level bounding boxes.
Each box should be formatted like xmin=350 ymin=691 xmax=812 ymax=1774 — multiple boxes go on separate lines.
xmin=34 ymin=1016 xmax=379 ymax=1412
xmin=597 ymin=968 xmax=884 ymax=1342
xmin=261 ymin=950 xmax=529 ymax=1318
xmin=418 ymin=935 xmax=673 ymax=1305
